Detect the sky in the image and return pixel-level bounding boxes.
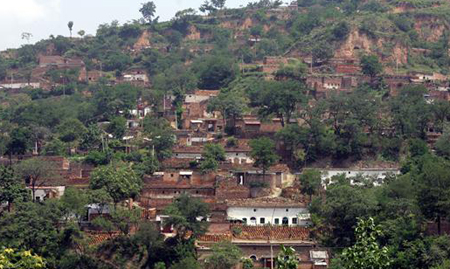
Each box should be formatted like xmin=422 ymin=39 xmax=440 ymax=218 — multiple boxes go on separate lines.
xmin=0 ymin=0 xmax=254 ymax=51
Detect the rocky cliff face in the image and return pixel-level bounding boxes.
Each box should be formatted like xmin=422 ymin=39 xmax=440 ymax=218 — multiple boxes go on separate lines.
xmin=414 ymin=15 xmax=448 ymax=42
xmin=335 ymin=30 xmax=409 ymax=65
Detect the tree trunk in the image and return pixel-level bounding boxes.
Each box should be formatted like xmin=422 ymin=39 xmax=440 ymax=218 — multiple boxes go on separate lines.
xmin=32 ymin=187 xmax=36 ymax=202
xmin=438 ymin=214 xmax=442 ymax=235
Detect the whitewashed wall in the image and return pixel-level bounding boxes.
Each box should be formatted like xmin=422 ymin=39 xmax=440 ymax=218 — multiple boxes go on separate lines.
xmin=227 ymin=207 xmax=311 ymax=226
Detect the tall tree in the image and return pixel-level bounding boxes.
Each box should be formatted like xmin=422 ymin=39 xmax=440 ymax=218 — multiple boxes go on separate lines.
xmin=164 ymin=194 xmax=210 ymax=238
xmin=252 ymin=80 xmax=308 ymax=127
xmin=211 ymin=0 xmax=226 ymax=9
xmin=56 ymin=118 xmax=87 ymax=155
xmin=360 ymin=54 xmax=383 ymax=87
xmin=338 ymin=218 xmax=392 ymax=269
xmin=89 ymin=163 xmax=142 ymax=206
xmin=14 ymin=159 xmax=54 ymax=202
xmin=106 ymin=116 xmax=127 ymax=139
xmin=310 ymin=182 xmax=378 ymax=247
xmin=205 ymin=241 xmax=242 ymax=269
xmin=299 ymin=169 xmax=322 ymax=200
xmin=416 ymin=156 xmax=450 ymax=235
xmin=0 ymin=166 xmax=28 ymax=212
xmin=249 ymin=138 xmax=278 ymax=181
xmin=199 ymin=143 xmax=226 ymax=173
xmin=6 ymin=127 xmax=32 ymax=161
xmin=207 ymin=91 xmax=246 ymax=134
xmin=389 ymin=86 xmax=431 ymax=139
xmin=140 ymin=1 xmax=157 ymax=23
xmin=67 ymin=21 xmax=74 ymax=38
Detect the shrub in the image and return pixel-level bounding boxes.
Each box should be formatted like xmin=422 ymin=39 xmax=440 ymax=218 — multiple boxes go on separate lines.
xmin=232 ymin=226 xmax=242 ymax=236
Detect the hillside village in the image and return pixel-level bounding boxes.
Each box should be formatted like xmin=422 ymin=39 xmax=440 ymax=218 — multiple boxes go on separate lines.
xmin=2 ymin=0 xmax=450 ymax=268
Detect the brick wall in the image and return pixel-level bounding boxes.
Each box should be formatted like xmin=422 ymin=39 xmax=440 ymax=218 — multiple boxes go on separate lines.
xmin=216 ymin=178 xmax=250 ymax=200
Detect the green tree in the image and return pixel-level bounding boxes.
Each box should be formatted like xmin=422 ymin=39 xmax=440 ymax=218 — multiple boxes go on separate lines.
xmin=164 ymin=194 xmax=210 ymax=238
xmin=6 ymin=127 xmax=32 ymax=160
xmin=60 ymin=187 xmax=88 ymax=223
xmin=153 ymin=64 xmax=197 ymax=109
xmin=211 ymin=0 xmax=226 ymax=9
xmin=133 ymin=222 xmax=165 ymax=268
xmin=249 ymin=137 xmax=278 ymax=181
xmin=89 ymin=163 xmax=142 ymax=206
xmin=0 ymin=201 xmax=64 ymax=265
xmin=171 ymin=256 xmax=201 ymax=269
xmin=207 ymin=91 xmax=247 ymax=134
xmin=77 ymin=30 xmax=85 ymax=37
xmin=0 ymin=166 xmax=28 ymax=212
xmin=312 ymin=42 xmax=333 ymax=65
xmin=431 ymin=100 xmax=450 ymax=132
xmin=140 ymin=1 xmax=157 ymax=23
xmin=133 ymin=153 xmax=160 ymax=178
xmin=435 ymin=130 xmax=450 ymax=159
xmin=142 ymin=116 xmax=175 ymax=159
xmin=56 ymin=118 xmax=87 ymax=153
xmin=338 ymin=218 xmax=392 ymax=269
xmin=80 ymin=124 xmax=102 ymax=151
xmin=94 ymin=207 xmax=142 ymax=236
xmin=310 ymin=183 xmax=378 ymax=247
xmin=68 ymin=21 xmax=74 ymax=38
xmin=299 ymin=169 xmax=322 ymax=200
xmin=389 ymin=86 xmax=431 ymax=139
xmin=42 ymin=138 xmax=66 ymax=156
xmin=193 ymin=54 xmax=237 ymax=90
xmin=360 ymin=54 xmax=383 ymax=86
xmin=252 ymin=80 xmax=308 ymax=127
xmin=0 ymin=248 xmax=45 ymax=269
xmin=15 ymin=158 xmax=54 ymax=202
xmin=200 ymin=143 xmax=226 ymax=173
xmin=199 ymin=1 xmax=217 ymax=14
xmin=416 ymin=156 xmax=450 ymax=235
xmin=205 ymin=241 xmax=242 ymax=269
xmin=275 ymin=245 xmax=299 ymax=269
xmin=203 ymin=143 xmax=226 ymax=162
xmin=107 ymin=116 xmax=127 ymax=139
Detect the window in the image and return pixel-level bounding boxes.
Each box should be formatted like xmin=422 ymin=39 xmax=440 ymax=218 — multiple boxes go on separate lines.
xmin=250 ymin=217 xmax=257 ymax=224
xmin=292 ymin=217 xmax=298 ymax=225
xmin=250 ymin=255 xmax=257 ymax=261
xmin=286 ymin=209 xmax=289 ymax=212
xmin=242 ymin=218 xmax=247 ymax=224
xmin=260 ymin=218 xmax=265 ymax=224
xmin=282 ymin=217 xmax=289 ymax=225
xmin=253 ymin=209 xmax=257 ymax=212
xmin=171 ymin=174 xmax=174 ymax=177
xmin=274 ymin=218 xmax=279 ymax=225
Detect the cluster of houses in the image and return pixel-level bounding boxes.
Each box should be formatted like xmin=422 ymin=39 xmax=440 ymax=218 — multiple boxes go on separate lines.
xmin=0 ymin=14 xmax=448 ymax=267
xmin=0 ymin=54 xmax=150 ymax=91
xmin=0 ymin=77 xmax=408 ymax=267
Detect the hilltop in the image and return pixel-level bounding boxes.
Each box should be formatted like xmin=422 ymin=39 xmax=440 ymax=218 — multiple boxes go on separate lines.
xmin=1 ymin=0 xmax=450 ymax=84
